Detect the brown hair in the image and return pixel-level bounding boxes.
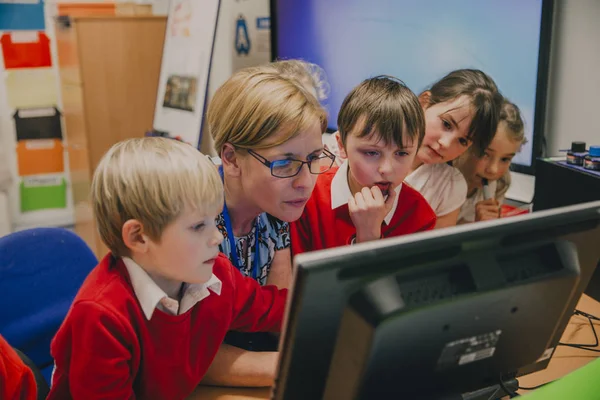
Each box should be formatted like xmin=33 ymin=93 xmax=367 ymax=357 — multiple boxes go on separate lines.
xmin=337 ymin=75 xmax=425 ymax=149
xmin=422 ymin=69 xmax=504 ymax=154
xmin=208 ymin=65 xmax=328 ymax=153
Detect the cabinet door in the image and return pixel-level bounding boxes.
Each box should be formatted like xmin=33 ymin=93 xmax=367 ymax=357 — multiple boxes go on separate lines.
xmin=75 ymin=17 xmax=167 ymax=172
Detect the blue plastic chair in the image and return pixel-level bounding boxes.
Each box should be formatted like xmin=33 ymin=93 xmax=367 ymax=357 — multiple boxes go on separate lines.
xmin=0 ymin=227 xmax=97 ymax=384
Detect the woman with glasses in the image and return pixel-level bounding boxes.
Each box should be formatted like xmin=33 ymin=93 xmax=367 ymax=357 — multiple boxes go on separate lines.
xmin=200 ymin=65 xmax=334 ymax=387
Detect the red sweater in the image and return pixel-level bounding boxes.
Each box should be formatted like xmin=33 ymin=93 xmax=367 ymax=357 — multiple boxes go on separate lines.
xmin=48 ymin=254 xmax=287 ymax=400
xmin=291 ymin=168 xmax=436 ymax=254
xmin=0 ymin=334 xmax=36 ymax=400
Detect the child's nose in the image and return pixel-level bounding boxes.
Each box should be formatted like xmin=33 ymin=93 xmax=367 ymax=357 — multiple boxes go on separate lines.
xmin=438 ymin=134 xmax=453 ymax=149
xmin=378 ymin=158 xmax=393 ymax=175
xmin=212 ymin=229 xmax=224 ymax=246
xmin=487 ymin=161 xmax=499 ymax=175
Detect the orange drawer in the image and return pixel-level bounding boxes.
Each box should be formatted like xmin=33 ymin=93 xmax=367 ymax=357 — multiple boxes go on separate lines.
xmin=16 ymin=139 xmax=64 ymax=176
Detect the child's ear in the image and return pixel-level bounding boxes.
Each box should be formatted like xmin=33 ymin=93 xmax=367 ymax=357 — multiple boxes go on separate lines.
xmin=418 ymin=91 xmax=431 ymax=109
xmin=122 ymin=219 xmax=149 ymax=254
xmin=221 ymin=143 xmax=242 ymax=177
xmin=335 ymin=131 xmax=348 ymax=159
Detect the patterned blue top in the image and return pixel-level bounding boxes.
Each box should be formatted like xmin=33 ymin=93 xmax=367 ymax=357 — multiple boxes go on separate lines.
xmin=216 ymin=212 xmax=290 ymax=286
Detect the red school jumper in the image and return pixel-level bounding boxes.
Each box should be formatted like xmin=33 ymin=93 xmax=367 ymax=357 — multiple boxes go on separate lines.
xmin=0 ymin=334 xmax=37 ymax=400
xmin=48 ymin=253 xmax=287 ymax=400
xmin=291 ymin=167 xmax=436 ymax=255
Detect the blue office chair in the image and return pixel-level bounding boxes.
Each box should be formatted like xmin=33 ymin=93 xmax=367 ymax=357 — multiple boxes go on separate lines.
xmin=0 ymin=227 xmax=97 ymax=384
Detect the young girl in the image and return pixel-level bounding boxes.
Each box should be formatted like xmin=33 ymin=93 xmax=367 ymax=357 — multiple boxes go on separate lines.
xmin=405 ymin=69 xmax=504 ymax=228
xmin=203 ymin=64 xmax=334 ymax=386
xmin=455 ymin=100 xmax=526 ymax=223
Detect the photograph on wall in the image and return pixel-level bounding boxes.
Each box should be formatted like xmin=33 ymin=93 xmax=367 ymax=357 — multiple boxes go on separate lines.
xmin=162 ymin=74 xmax=197 ymax=112
xmin=152 ymin=0 xmax=220 ymax=146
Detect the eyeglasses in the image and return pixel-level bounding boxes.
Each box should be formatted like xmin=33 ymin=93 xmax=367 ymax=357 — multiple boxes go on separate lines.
xmin=246 ymin=148 xmax=336 ymax=178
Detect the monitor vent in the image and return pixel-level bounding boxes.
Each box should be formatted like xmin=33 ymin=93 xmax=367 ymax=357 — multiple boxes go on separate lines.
xmin=397 ymin=269 xmax=475 ymax=308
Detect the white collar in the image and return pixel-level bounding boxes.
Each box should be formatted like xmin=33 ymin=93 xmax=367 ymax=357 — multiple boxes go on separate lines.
xmin=122 ymin=257 xmax=222 ymax=320
xmin=330 ymin=159 xmax=402 ymax=225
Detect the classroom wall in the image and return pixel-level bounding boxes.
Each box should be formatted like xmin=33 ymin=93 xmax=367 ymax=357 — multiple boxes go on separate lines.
xmin=0 ymin=1 xmax=75 ymax=232
xmin=199 ymin=0 xmax=271 ymax=156
xmin=544 ymin=0 xmax=600 ymax=156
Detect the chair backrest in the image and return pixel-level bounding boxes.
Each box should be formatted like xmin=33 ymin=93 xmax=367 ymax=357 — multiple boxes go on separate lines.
xmin=14 ymin=346 xmax=50 ymax=400
xmin=0 ymin=227 xmax=97 ymax=379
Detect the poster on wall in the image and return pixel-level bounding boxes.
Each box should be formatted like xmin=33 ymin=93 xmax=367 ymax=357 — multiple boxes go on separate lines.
xmin=153 ymin=0 xmax=220 ymax=147
xmin=231 ymin=2 xmax=271 ymax=71
xmin=0 ymin=0 xmax=45 ymax=31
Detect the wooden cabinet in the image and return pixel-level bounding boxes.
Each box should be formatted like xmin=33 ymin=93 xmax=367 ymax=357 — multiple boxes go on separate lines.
xmin=55 ymin=16 xmax=166 ymax=257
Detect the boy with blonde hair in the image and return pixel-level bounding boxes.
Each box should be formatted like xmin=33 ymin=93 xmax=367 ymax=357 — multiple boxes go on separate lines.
xmin=48 ymin=137 xmax=287 ymax=400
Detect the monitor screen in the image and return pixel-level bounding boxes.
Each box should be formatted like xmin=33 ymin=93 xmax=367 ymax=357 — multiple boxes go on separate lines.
xmin=272 ymin=0 xmax=554 ymax=172
xmin=273 ymin=201 xmax=600 ymax=399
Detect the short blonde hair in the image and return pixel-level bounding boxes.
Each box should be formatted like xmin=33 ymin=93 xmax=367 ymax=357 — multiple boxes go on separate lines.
xmin=91 ymin=137 xmax=223 ymax=256
xmin=208 ymin=65 xmax=328 ymax=154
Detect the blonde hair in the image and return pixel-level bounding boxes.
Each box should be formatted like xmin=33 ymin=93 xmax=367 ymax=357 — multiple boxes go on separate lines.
xmin=271 ymin=59 xmax=330 ymax=103
xmin=454 ymin=99 xmax=525 ymax=200
xmin=91 ymin=137 xmax=223 ymax=256
xmin=208 ymin=65 xmax=328 ymax=154
xmin=499 ymin=100 xmax=526 ymax=145
xmin=493 ymin=100 xmax=525 ymax=198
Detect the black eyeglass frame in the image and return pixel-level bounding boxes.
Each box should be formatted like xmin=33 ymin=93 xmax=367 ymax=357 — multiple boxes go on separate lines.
xmin=246 ymin=148 xmax=336 ymax=178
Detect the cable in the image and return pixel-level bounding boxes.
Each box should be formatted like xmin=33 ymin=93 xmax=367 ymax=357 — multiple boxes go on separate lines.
xmin=558 ymin=308 xmax=600 ymax=351
xmin=517 ymin=308 xmax=600 ymax=396
xmin=559 ymin=315 xmax=599 ymax=348
xmin=558 ymin=345 xmax=600 ymax=353
xmin=574 ymin=309 xmax=600 ymax=321
xmin=498 ymin=379 xmax=519 ymax=398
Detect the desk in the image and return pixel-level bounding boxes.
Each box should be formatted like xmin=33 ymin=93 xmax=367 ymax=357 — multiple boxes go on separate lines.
xmin=189 ymin=295 xmax=600 ymax=399
xmin=187 ymin=386 xmax=270 ymax=400
xmin=518 ymin=294 xmax=600 ymax=392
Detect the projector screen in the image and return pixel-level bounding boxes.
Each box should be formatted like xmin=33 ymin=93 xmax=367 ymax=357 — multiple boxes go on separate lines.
xmin=272 ymin=0 xmax=553 ymax=172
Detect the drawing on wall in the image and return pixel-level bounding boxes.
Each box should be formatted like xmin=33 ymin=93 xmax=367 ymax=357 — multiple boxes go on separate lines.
xmin=170 ymin=0 xmax=192 ymax=37
xmin=235 ymin=15 xmax=250 ymax=55
xmin=162 ymin=75 xmax=197 ymax=112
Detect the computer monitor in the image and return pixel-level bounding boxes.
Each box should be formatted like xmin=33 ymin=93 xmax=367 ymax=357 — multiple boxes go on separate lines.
xmin=270 ymin=0 xmax=554 ymax=174
xmin=274 ymin=201 xmax=600 ymax=400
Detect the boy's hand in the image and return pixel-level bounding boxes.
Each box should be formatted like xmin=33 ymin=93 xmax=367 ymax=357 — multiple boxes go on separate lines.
xmin=475 ymin=199 xmax=501 ymax=221
xmin=348 ymin=186 xmax=397 ymax=243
